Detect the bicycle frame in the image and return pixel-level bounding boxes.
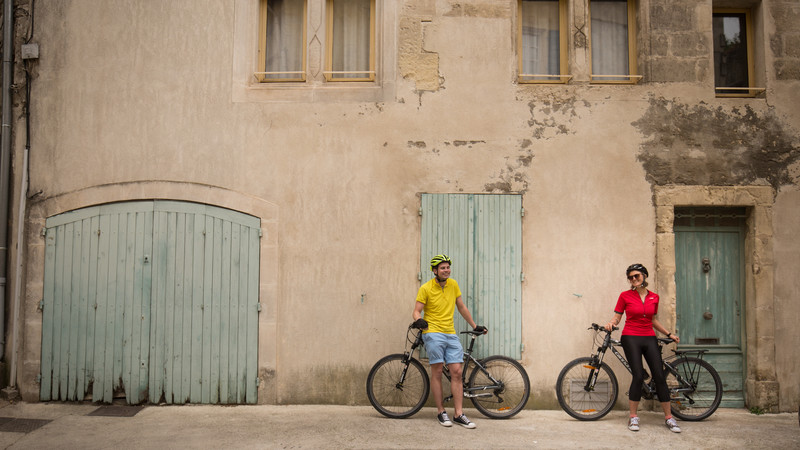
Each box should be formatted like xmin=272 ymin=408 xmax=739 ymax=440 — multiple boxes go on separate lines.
xmin=405 ymin=328 xmax=503 ymax=402
xmin=586 ymin=325 xmax=706 ymax=399
xmin=443 ymin=332 xmax=505 ymax=402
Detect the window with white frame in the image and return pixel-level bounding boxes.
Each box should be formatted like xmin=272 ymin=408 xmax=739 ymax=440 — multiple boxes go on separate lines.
xmin=590 ymin=0 xmax=639 ymax=83
xmin=518 ymin=0 xmax=569 ymax=83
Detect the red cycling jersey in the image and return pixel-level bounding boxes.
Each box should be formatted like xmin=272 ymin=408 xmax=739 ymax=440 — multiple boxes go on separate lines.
xmin=614 ymin=289 xmax=659 ymax=336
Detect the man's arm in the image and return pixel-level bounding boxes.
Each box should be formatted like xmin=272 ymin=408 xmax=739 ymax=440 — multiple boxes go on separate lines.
xmin=413 ymin=301 xmax=425 ymax=321
xmin=455 ymin=296 xmax=477 ymax=329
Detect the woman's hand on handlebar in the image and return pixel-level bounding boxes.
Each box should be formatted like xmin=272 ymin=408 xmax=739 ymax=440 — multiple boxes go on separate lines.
xmin=604 ymin=322 xmax=618 ymax=332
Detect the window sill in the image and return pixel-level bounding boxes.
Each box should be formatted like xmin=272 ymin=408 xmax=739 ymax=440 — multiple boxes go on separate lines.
xmin=589 ymin=74 xmax=643 ymax=84
xmin=518 ymin=74 xmax=573 ymax=84
xmin=715 ymin=87 xmax=766 ymax=98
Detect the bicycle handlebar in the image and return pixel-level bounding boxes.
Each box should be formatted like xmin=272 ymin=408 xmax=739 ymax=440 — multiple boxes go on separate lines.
xmin=590 ymin=323 xmax=676 ymax=343
xmin=590 ymin=323 xmax=618 ymax=333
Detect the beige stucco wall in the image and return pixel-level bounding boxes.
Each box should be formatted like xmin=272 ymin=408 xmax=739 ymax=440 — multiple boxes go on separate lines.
xmin=5 ymin=0 xmax=799 ymax=411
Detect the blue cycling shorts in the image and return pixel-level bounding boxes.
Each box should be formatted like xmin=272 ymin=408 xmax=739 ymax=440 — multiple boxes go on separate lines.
xmin=422 ymin=332 xmax=463 ymax=365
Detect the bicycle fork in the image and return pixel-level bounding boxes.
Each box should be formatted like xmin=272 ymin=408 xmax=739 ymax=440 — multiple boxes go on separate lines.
xmin=394 ymin=352 xmax=415 ymax=390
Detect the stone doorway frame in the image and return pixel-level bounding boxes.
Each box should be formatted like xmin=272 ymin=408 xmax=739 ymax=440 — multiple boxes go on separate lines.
xmin=654 ymin=185 xmax=779 ymax=412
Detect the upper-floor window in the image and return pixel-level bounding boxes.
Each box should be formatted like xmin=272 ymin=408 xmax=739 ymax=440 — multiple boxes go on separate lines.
xmin=256 ymin=0 xmax=375 ymax=83
xmin=325 ymin=0 xmax=375 ymax=81
xmin=590 ymin=0 xmax=639 ymax=83
xmin=713 ymin=9 xmax=756 ymax=97
xmin=518 ymin=0 xmax=569 ymax=83
xmin=258 ymin=0 xmax=307 ymax=82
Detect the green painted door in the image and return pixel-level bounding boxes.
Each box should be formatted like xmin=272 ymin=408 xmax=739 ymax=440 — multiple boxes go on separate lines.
xmin=420 ymin=194 xmax=523 ymax=359
xmin=40 ymin=201 xmax=261 ymax=404
xmin=674 ymin=208 xmax=746 ymax=407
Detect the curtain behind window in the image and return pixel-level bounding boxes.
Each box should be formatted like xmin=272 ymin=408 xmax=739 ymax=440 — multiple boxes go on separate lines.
xmin=331 ymin=0 xmax=372 ymax=79
xmin=265 ymin=0 xmax=304 ymax=80
xmin=521 ymin=0 xmax=560 ymax=78
xmin=591 ymin=0 xmax=629 ymax=78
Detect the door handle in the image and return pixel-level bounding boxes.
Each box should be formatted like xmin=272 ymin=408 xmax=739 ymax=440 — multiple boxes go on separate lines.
xmin=702 ymin=258 xmax=711 ymax=273
xmin=703 ymin=311 xmax=713 ymax=320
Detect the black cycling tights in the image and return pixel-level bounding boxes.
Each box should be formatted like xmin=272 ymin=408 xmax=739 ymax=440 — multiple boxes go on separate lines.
xmin=620 ymin=335 xmax=670 ymax=402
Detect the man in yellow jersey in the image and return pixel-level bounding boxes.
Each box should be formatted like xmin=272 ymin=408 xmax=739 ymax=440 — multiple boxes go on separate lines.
xmin=412 ymin=254 xmax=487 ymax=429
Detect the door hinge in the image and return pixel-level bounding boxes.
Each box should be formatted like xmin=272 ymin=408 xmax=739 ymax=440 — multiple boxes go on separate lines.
xmin=418 ymin=208 xmax=423 ymax=216
xmin=38 ymin=299 xmax=44 ymax=311
xmin=520 ymin=208 xmax=525 ymax=217
xmin=41 ymin=227 xmax=47 ymax=237
xmin=256 ymin=377 xmax=261 ymax=386
xmin=259 ymin=229 xmax=263 ymax=238
xmin=520 ymin=343 xmax=525 ymax=353
xmin=257 ymin=302 xmax=262 ymax=312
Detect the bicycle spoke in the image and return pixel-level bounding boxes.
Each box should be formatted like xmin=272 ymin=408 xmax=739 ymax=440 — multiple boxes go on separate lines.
xmin=556 ymin=357 xmax=618 ymax=421
xmin=367 ymin=354 xmax=429 ymax=418
xmin=666 ymin=357 xmax=722 ymax=421
xmin=468 ymin=356 xmax=530 ymax=419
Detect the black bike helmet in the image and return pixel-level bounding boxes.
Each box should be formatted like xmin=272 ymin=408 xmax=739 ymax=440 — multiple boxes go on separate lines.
xmin=430 ymin=254 xmax=452 ymax=271
xmin=626 ymin=263 xmax=649 ymax=278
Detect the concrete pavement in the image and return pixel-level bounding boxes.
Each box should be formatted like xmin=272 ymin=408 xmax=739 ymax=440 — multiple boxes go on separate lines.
xmin=0 ymin=401 xmax=797 ymax=449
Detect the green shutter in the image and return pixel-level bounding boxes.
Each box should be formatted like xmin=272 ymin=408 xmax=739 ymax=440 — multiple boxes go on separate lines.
xmin=420 ymin=194 xmax=523 ymax=359
xmin=41 ymin=201 xmax=260 ymax=404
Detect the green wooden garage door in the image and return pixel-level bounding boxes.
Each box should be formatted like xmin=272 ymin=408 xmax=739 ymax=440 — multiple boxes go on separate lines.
xmin=40 ymin=201 xmax=261 ymax=404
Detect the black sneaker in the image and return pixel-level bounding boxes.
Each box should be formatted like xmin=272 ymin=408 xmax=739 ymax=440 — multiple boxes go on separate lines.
xmin=453 ymin=414 xmax=476 ymax=429
xmin=437 ymin=411 xmax=452 ymax=427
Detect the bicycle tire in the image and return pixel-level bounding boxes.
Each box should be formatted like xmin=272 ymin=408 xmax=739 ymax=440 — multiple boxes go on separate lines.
xmin=666 ymin=356 xmax=722 ymax=421
xmin=468 ymin=356 xmax=530 ymax=419
xmin=555 ymin=357 xmax=619 ymax=421
xmin=366 ymin=354 xmax=429 ymax=419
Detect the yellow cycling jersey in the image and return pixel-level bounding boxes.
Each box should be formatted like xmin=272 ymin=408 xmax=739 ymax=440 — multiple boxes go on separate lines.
xmin=416 ymin=277 xmax=462 ymax=334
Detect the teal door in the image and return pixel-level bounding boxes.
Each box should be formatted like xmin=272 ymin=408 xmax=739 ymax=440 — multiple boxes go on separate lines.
xmin=40 ymin=201 xmax=261 ymax=404
xmin=420 ymin=194 xmax=523 ymax=359
xmin=674 ymin=208 xmax=746 ymax=407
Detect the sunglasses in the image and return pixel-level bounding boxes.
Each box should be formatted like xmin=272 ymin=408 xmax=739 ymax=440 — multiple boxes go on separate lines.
xmin=627 ymin=274 xmax=642 ymax=281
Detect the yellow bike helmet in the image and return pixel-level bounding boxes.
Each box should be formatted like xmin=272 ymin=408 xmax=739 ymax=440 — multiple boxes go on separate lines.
xmin=430 ymin=254 xmax=452 ymax=271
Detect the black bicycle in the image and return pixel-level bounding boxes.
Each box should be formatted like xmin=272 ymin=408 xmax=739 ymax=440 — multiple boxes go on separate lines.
xmin=556 ymin=323 xmax=723 ymax=421
xmin=366 ymin=324 xmax=530 ymax=419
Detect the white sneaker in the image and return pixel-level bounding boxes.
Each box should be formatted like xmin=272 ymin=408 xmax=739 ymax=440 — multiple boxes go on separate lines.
xmin=665 ymin=417 xmax=681 ymax=433
xmin=628 ymin=416 xmax=640 ymax=431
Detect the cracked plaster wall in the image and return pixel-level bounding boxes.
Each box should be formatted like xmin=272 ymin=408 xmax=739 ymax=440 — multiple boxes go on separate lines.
xmin=8 ymin=0 xmax=800 ymax=411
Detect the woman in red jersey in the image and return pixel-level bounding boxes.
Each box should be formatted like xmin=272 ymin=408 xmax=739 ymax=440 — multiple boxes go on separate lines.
xmin=606 ymin=264 xmax=682 ymax=433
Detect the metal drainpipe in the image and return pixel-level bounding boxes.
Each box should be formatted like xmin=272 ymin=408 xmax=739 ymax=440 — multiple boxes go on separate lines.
xmin=0 ymin=0 xmax=16 ymax=361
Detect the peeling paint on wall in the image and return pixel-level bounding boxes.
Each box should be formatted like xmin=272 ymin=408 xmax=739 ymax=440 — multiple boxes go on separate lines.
xmin=526 ymin=95 xmax=585 ymax=139
xmin=633 ymin=97 xmax=800 ymax=189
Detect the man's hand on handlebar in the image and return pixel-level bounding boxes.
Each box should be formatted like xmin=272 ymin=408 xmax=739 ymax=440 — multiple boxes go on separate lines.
xmin=473 ymin=325 xmax=488 ymax=335
xmin=412 ymin=318 xmax=429 ymax=330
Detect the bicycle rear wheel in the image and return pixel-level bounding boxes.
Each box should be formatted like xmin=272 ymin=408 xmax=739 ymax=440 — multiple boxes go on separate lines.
xmin=468 ymin=356 xmax=530 ymax=419
xmin=666 ymin=356 xmax=722 ymax=421
xmin=556 ymin=357 xmax=618 ymax=420
xmin=366 ymin=354 xmax=429 ymax=419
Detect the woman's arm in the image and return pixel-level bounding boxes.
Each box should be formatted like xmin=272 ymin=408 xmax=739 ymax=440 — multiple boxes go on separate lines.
xmin=652 ymin=316 xmax=680 ymax=343
xmin=605 ymin=313 xmax=623 ymax=331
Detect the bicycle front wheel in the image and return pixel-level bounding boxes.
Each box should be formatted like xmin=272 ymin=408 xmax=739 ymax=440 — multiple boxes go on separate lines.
xmin=555 ymin=357 xmax=619 ymax=420
xmin=666 ymin=356 xmax=722 ymax=421
xmin=366 ymin=354 xmax=429 ymax=419
xmin=468 ymin=356 xmax=530 ymax=419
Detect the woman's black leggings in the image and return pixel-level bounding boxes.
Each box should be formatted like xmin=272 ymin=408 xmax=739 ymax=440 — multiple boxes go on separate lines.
xmin=620 ymin=335 xmax=670 ymax=402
